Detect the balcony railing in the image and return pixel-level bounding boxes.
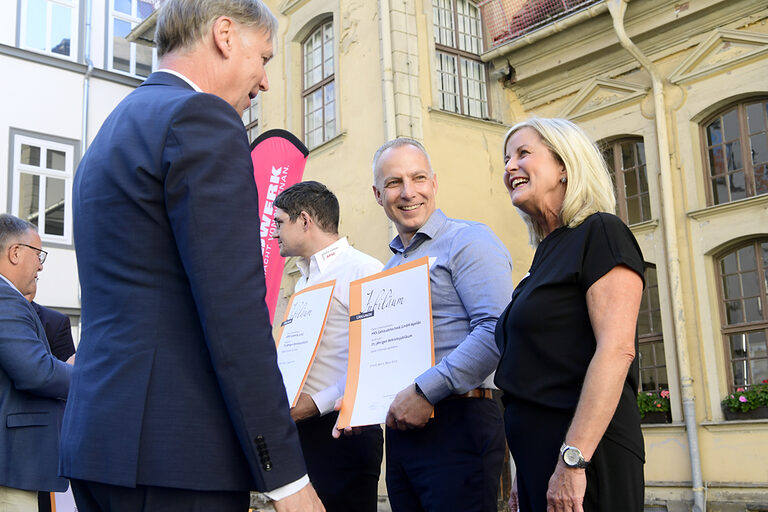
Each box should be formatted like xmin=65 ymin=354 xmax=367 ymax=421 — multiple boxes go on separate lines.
xmin=479 ymin=0 xmax=603 ymax=50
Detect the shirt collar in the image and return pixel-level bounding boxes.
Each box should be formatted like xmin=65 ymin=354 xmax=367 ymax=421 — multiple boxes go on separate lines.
xmin=0 ymin=272 xmax=22 ymax=297
xmin=155 ymin=69 xmax=203 ymax=92
xmin=388 ymin=209 xmax=447 ymax=254
xmin=296 ymin=237 xmax=349 ymax=279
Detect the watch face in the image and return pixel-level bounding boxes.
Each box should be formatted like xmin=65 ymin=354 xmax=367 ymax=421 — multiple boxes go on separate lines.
xmin=563 ymin=448 xmax=581 ymax=466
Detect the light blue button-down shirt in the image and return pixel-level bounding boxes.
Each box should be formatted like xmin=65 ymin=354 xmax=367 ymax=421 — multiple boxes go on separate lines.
xmin=384 ymin=209 xmax=514 ymax=403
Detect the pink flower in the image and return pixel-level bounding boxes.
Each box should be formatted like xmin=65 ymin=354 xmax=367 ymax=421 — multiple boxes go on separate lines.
xmin=656 ymin=403 xmax=662 ymax=408
xmin=660 ymin=390 xmax=670 ymax=399
xmin=737 ymin=387 xmax=745 ymax=392
xmin=646 ymin=392 xmax=653 ymax=397
xmin=739 ymin=396 xmax=748 ymax=403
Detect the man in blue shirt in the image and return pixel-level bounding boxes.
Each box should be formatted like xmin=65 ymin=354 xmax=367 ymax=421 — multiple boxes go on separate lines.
xmin=371 ymin=138 xmax=514 ymax=511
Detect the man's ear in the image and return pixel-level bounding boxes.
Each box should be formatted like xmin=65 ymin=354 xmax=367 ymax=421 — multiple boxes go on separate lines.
xmin=372 ymin=185 xmax=383 ymax=206
xmin=212 ymin=16 xmax=234 ymax=57
xmin=299 ymin=211 xmax=312 ymax=231
xmin=7 ymin=244 xmax=20 ymax=265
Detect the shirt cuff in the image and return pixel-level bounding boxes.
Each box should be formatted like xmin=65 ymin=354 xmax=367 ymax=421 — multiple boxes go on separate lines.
xmin=415 ymin=367 xmax=452 ymax=404
xmin=263 ymin=474 xmax=310 ymax=501
xmin=312 ymin=386 xmax=341 ymax=416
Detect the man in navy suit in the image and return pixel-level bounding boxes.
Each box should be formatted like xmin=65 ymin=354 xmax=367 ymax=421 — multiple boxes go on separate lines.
xmin=59 ymin=1 xmax=323 ymax=511
xmin=0 ymin=213 xmax=72 ymax=511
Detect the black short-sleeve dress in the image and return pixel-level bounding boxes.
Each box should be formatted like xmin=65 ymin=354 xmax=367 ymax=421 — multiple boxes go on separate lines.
xmin=494 ymin=212 xmax=645 ymax=512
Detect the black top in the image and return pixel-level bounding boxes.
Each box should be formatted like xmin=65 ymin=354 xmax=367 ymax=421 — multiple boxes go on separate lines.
xmin=495 ymin=212 xmax=645 ymax=458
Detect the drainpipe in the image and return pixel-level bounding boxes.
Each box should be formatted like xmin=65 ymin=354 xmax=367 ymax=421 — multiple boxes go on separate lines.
xmin=378 ymin=0 xmax=398 ymax=241
xmin=606 ymin=1 xmax=705 ymax=511
xmin=81 ymin=0 xmax=94 ymax=154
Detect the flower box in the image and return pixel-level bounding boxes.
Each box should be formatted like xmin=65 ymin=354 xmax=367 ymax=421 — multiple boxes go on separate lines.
xmin=722 ymin=405 xmax=768 ymax=421
xmin=641 ymin=410 xmax=672 ymax=424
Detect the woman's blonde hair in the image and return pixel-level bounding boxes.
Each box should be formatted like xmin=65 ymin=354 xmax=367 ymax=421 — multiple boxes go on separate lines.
xmin=503 ymin=117 xmax=615 ymax=247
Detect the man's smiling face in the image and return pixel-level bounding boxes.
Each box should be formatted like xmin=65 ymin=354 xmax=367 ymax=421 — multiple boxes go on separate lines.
xmin=372 ymin=144 xmax=438 ymax=246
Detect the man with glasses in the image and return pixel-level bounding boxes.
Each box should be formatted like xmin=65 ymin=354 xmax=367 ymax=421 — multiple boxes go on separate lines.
xmin=0 ymin=213 xmax=72 ymax=511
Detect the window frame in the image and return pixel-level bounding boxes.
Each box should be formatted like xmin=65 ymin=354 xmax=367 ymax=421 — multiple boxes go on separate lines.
xmin=637 ymin=264 xmax=668 ymax=392
xmin=242 ymin=95 xmax=261 ymax=145
xmin=301 ymin=19 xmax=336 ymax=149
xmin=715 ymin=239 xmax=768 ymax=391
xmin=601 ymin=137 xmax=652 ymax=226
xmin=432 ymin=0 xmax=491 ymax=119
xmin=18 ymin=0 xmax=79 ymax=61
xmin=9 ymin=130 xmax=78 ymax=247
xmin=106 ymin=0 xmax=157 ymax=78
xmin=701 ymin=98 xmax=768 ymax=206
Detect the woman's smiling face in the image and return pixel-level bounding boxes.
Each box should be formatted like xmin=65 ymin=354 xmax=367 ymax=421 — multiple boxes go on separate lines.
xmin=503 ymin=127 xmax=566 ymax=224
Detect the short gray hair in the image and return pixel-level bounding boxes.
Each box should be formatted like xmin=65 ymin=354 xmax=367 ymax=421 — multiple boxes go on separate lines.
xmin=156 ymin=0 xmax=278 ymax=57
xmin=0 ymin=214 xmax=36 ymax=252
xmin=372 ymin=137 xmax=433 ymax=187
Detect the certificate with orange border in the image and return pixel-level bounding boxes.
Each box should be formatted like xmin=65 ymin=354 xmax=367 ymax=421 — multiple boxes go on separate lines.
xmin=337 ymin=257 xmax=434 ymax=428
xmin=276 ymin=280 xmax=336 ymax=407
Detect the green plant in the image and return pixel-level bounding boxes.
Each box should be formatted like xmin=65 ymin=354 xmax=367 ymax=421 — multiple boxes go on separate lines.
xmin=721 ymin=380 xmax=768 ymax=413
xmin=637 ymin=389 xmax=670 ymax=418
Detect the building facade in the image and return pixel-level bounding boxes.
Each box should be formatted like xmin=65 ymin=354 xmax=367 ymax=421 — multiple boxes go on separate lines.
xmin=0 ymin=0 xmax=160 ymax=334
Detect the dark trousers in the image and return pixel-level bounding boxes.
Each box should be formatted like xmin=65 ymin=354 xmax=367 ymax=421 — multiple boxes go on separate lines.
xmin=296 ymin=410 xmax=383 ymax=512
xmin=504 ymin=399 xmax=644 ymax=512
xmin=385 ymin=397 xmax=505 ymax=512
xmin=70 ymin=479 xmax=250 ymax=512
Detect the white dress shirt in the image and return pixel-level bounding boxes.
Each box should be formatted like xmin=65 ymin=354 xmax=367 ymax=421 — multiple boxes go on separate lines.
xmin=295 ymin=237 xmax=383 ymax=416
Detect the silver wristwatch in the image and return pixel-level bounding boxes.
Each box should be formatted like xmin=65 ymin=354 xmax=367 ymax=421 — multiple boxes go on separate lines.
xmin=560 ymin=443 xmax=589 ymax=469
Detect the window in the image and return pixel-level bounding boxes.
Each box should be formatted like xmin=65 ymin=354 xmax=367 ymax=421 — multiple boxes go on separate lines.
xmin=19 ymin=0 xmax=78 ymax=59
xmin=637 ymin=265 xmax=667 ymax=391
xmin=108 ymin=0 xmax=156 ymax=77
xmin=242 ymin=96 xmax=260 ymax=145
xmin=703 ymin=99 xmax=768 ymax=205
xmin=302 ymin=20 xmax=336 ymax=148
xmin=602 ymin=138 xmax=651 ymax=225
xmin=717 ymin=240 xmax=768 ymax=390
xmin=433 ymin=0 xmax=488 ymax=118
xmin=11 ymin=133 xmax=76 ymax=244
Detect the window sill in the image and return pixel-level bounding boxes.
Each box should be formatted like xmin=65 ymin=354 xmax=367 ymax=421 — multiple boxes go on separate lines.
xmin=307 ymin=131 xmax=346 ymax=155
xmin=701 ymin=417 xmax=768 ymax=431
xmin=628 ymin=218 xmax=659 ymax=236
xmin=688 ymin=194 xmax=768 ymax=221
xmin=427 ymin=107 xmax=506 ymax=129
xmin=640 ymin=421 xmax=686 ymax=430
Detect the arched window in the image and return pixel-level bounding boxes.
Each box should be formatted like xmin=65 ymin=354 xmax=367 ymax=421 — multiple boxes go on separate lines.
xmin=601 ymin=138 xmax=651 ymax=225
xmin=716 ymin=239 xmax=768 ymax=390
xmin=703 ymin=99 xmax=768 ymax=205
xmin=302 ymin=20 xmax=336 ymax=148
xmin=638 ymin=265 xmax=667 ymax=391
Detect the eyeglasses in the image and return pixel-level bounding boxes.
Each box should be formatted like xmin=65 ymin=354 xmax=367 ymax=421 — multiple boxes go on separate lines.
xmin=16 ymin=243 xmax=47 ymax=264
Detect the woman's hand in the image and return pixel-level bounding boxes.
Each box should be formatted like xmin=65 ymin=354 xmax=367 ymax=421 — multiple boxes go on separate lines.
xmin=546 ymin=463 xmax=586 ymax=512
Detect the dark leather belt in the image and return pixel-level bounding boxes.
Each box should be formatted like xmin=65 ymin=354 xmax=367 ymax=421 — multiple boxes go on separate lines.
xmin=445 ymin=388 xmax=493 ymax=401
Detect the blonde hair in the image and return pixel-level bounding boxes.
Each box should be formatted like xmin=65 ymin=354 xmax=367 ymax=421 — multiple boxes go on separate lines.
xmin=503 ymin=118 xmax=615 ymax=247
xmin=156 ymin=0 xmax=277 ymax=57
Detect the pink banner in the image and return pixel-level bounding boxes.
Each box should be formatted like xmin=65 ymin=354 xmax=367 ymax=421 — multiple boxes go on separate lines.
xmin=251 ymin=129 xmax=309 ymax=322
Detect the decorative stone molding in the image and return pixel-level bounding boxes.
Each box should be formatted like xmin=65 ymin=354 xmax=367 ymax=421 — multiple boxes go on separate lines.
xmin=669 ymin=28 xmax=768 ymax=84
xmin=559 ymin=78 xmax=648 ymax=120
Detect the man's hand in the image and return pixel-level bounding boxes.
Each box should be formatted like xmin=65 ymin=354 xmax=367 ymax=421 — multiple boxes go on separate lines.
xmin=546 ymin=461 xmax=586 ymax=512
xmin=273 ymin=483 xmax=325 ymax=512
xmin=290 ymin=393 xmax=319 ymax=422
xmin=331 ymin=397 xmax=362 ymax=439
xmin=385 ymin=385 xmax=433 ymax=430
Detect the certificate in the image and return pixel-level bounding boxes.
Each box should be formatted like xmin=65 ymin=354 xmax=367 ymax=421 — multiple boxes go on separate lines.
xmin=337 ymin=257 xmax=434 ymax=428
xmin=276 ymin=280 xmax=336 ymax=407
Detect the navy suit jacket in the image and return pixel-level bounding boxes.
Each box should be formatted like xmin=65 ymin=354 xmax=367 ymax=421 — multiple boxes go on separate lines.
xmin=60 ymin=72 xmax=306 ymax=492
xmin=0 ymin=278 xmax=71 ymax=492
xmin=31 ymin=302 xmax=75 ymax=362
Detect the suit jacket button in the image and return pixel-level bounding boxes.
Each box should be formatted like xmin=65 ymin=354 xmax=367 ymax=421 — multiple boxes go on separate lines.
xmin=263 ymin=461 xmax=272 ymax=471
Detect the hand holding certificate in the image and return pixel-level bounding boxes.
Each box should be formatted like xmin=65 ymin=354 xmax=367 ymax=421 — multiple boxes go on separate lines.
xmin=275 ymin=280 xmax=336 ymax=407
xmin=337 ymin=257 xmax=434 ymax=429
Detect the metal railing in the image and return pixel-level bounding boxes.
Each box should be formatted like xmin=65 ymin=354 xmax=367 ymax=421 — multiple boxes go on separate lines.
xmin=478 ymin=0 xmax=602 ymax=49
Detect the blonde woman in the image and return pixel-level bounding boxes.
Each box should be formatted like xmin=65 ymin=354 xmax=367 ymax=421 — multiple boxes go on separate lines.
xmin=494 ymin=118 xmax=645 ymax=512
